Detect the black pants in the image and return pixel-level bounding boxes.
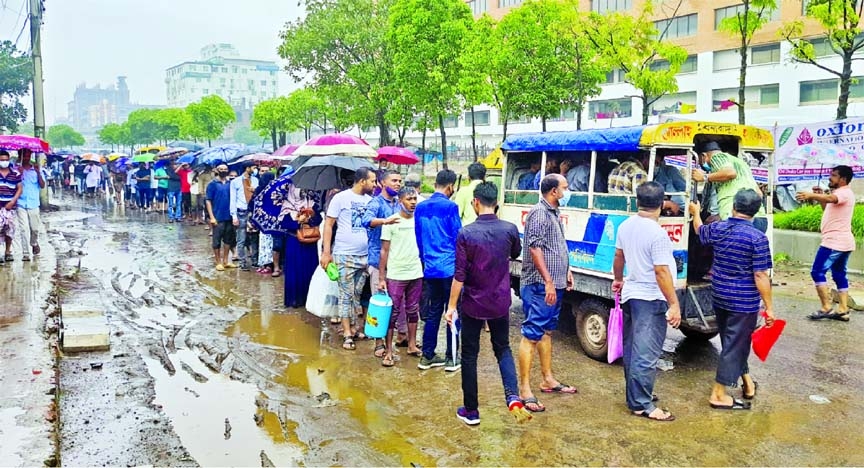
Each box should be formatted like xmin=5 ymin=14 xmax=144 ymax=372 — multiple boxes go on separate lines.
xmin=461 ymin=314 xmax=519 ymax=411
xmin=715 ymin=308 xmax=759 ymax=386
xmin=181 ymin=193 xmax=192 ymax=217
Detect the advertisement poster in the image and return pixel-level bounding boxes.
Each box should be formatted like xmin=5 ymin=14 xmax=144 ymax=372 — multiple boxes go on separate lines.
xmin=774 ymin=118 xmax=864 ymax=183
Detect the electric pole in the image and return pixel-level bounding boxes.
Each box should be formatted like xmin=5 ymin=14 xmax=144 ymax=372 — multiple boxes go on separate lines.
xmin=30 ymin=0 xmax=45 ymax=139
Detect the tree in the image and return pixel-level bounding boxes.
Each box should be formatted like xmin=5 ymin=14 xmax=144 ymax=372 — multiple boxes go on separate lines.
xmin=98 ymin=123 xmax=124 ymax=150
xmin=557 ymin=1 xmax=607 ymax=129
xmin=283 ymin=88 xmax=324 ymax=141
xmin=388 ymin=0 xmax=474 ymax=169
xmin=153 ymin=108 xmax=191 ymax=143
xmin=718 ymin=0 xmax=778 ymax=124
xmin=782 ymin=0 xmax=864 ymax=120
xmin=126 ymin=108 xmax=160 ymax=146
xmin=459 ymin=16 xmax=495 ymax=159
xmin=0 ymin=41 xmax=33 ymax=133
xmin=233 ymin=126 xmax=265 ymax=146
xmin=251 ymin=97 xmax=289 ymax=149
xmin=279 ymin=0 xmax=395 ymax=144
xmin=585 ymin=1 xmax=688 ymax=124
xmin=186 ymin=95 xmax=236 ymax=146
xmin=46 ymin=124 xmax=85 ymax=148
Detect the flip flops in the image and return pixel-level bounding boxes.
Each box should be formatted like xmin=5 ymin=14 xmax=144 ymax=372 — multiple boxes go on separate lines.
xmin=742 ymin=381 xmax=758 ymax=400
xmin=632 ymin=409 xmax=676 ymax=422
xmin=710 ymin=398 xmax=751 ymax=410
xmin=540 ymin=383 xmax=578 ymax=394
xmin=374 ymin=344 xmax=387 ymax=358
xmin=522 ymin=397 xmax=546 ymax=413
xmin=809 ymin=311 xmax=850 ymax=322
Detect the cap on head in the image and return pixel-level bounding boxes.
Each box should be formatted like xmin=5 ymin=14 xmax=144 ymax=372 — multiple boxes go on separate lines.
xmin=701 ymin=141 xmax=722 ymax=153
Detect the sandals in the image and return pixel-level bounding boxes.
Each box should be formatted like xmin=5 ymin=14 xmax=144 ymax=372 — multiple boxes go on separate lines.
xmin=522 ymin=397 xmax=546 ymax=413
xmin=342 ymin=337 xmax=355 ymax=351
xmin=406 ymin=350 xmax=422 ymax=357
xmin=710 ymin=398 xmax=751 ymax=410
xmin=3 ymin=254 xmax=12 ymax=262
xmin=374 ymin=344 xmax=387 ymax=358
xmin=330 ymin=317 xmax=341 ymax=325
xmin=381 ymin=355 xmax=395 ymax=367
xmin=809 ymin=311 xmax=850 ymax=322
xmin=540 ymin=383 xmax=578 ymax=394
xmin=742 ymin=381 xmax=758 ymax=400
xmin=271 ymin=269 xmax=282 ymax=278
xmin=632 ymin=409 xmax=676 ymax=422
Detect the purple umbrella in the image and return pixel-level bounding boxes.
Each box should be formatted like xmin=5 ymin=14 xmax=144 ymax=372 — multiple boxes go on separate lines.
xmin=0 ymin=135 xmax=51 ymax=153
xmin=293 ymin=133 xmax=377 ymax=158
xmin=273 ymin=144 xmax=300 ymax=157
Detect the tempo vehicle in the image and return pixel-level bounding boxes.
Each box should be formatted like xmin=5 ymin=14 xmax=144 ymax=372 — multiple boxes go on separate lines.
xmin=496 ymin=121 xmax=775 ymax=361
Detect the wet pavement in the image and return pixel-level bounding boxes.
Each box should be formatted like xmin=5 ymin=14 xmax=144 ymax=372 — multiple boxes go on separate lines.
xmin=9 ymin=196 xmax=864 ymax=466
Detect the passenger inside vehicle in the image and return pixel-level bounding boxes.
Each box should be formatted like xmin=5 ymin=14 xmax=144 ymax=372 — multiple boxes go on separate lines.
xmin=607 ymin=151 xmax=650 ymax=195
xmin=653 ymin=152 xmax=687 ymax=216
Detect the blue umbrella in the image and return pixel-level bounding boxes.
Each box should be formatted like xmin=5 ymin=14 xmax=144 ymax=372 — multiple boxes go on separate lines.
xmin=177 ymin=154 xmax=196 ymax=165
xmin=154 ymin=159 xmax=170 ymax=169
xmin=195 ymin=144 xmax=255 ymax=166
xmin=167 ymin=140 xmax=205 ymax=152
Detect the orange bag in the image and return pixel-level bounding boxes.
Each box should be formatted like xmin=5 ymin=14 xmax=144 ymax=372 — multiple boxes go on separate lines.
xmin=752 ymin=312 xmax=786 ymax=362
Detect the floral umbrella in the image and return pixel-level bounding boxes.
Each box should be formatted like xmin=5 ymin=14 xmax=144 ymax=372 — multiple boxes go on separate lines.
xmin=0 ymin=135 xmax=50 ymax=153
xmin=292 ymin=133 xmax=377 ymax=158
xmin=81 ymin=153 xmax=105 ymax=163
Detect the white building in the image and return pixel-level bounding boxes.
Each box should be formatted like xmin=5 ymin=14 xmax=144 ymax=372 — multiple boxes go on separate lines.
xmin=165 ymin=44 xmax=280 ymax=112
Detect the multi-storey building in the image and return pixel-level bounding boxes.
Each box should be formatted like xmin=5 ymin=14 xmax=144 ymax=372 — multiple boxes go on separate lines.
xmin=380 ymin=0 xmax=864 ymax=148
xmin=164 ymin=43 xmax=280 ymax=118
xmin=67 ymin=76 xmax=158 ymax=133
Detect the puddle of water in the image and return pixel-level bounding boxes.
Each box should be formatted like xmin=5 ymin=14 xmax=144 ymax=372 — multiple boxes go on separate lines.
xmin=144 ymin=349 xmax=304 ymax=466
xmin=227 ymin=310 xmax=438 ymax=467
xmin=0 ymin=408 xmax=36 ymax=465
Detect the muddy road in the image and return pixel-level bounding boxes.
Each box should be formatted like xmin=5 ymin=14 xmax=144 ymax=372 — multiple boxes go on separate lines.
xmin=46 ymin=201 xmax=864 ymax=467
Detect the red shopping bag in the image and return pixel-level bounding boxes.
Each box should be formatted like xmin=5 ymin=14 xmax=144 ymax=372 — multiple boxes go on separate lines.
xmin=752 ymin=312 xmax=785 ymax=362
xmin=607 ymin=294 xmax=623 ymax=364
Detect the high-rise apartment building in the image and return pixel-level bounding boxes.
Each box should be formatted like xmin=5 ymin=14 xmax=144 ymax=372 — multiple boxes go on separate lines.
xmin=164 ymin=44 xmax=280 ymax=112
xmin=67 ymin=76 xmax=159 ymax=133
xmin=409 ymin=0 xmax=864 ymax=148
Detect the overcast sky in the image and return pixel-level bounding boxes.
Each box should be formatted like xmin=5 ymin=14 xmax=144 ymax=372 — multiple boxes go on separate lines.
xmin=0 ymin=0 xmax=304 ymax=124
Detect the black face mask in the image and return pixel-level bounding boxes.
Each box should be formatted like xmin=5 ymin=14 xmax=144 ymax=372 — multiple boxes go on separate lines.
xmin=217 ymin=171 xmax=229 ymax=178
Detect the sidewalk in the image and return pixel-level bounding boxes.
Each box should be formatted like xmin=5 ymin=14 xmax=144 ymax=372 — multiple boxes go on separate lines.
xmin=0 ymin=224 xmax=59 ymax=466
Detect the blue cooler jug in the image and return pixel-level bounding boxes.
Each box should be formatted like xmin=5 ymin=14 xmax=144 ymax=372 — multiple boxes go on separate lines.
xmin=365 ymin=292 xmax=393 ymax=339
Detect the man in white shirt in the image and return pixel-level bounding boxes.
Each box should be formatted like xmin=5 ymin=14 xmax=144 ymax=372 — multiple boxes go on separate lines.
xmin=230 ymin=163 xmax=258 ymax=271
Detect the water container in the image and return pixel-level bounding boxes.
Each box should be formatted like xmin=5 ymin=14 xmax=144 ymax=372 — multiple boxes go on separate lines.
xmin=364 ymin=292 xmax=393 ymax=339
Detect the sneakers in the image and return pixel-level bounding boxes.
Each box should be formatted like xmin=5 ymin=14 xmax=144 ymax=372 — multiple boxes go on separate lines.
xmin=22 ymin=255 xmax=30 ymax=262
xmin=215 ymin=264 xmax=225 ymax=271
xmin=417 ymin=354 xmax=446 ymax=370
xmin=444 ymin=357 xmax=461 ymax=372
xmin=224 ymin=262 xmax=238 ymax=269
xmin=456 ymin=407 xmax=480 ymax=426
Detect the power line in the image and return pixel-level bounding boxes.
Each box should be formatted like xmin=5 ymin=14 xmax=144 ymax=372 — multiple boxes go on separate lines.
xmin=13 ymin=13 xmax=28 ymax=49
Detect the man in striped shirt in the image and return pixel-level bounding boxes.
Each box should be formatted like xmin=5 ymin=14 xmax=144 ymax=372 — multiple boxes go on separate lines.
xmin=0 ymin=151 xmax=23 ymax=265
xmin=689 ymin=189 xmax=775 ymax=410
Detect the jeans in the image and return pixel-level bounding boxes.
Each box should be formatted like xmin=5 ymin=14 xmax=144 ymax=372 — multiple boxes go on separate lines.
xmin=246 ymin=231 xmax=259 ymax=267
xmin=235 ymin=210 xmax=249 ymax=267
xmin=182 ymin=193 xmax=192 ymax=217
xmin=136 ymin=187 xmax=151 ymax=209
xmin=622 ymin=299 xmax=668 ymax=413
xmin=715 ymin=308 xmax=758 ymax=386
xmin=422 ymin=276 xmax=457 ymax=360
xmin=811 ymin=246 xmax=852 ymax=291
xmin=461 ymin=314 xmax=519 ymax=411
xmin=167 ymin=191 xmax=182 ymax=220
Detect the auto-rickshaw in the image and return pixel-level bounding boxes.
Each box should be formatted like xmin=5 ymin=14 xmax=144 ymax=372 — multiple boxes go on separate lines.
xmin=498 ymin=121 xmax=775 ymax=361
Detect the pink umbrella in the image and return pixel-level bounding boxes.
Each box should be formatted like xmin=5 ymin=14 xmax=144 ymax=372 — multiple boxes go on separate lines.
xmin=376 ymin=146 xmax=420 ymax=165
xmin=231 ymin=153 xmax=275 ymax=164
xmin=0 ymin=135 xmax=50 ymax=153
xmin=293 ymin=133 xmax=377 ymax=158
xmin=272 ymin=144 xmax=299 ymax=157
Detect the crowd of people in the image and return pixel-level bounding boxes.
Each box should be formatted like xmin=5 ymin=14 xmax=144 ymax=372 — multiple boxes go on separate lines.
xmin=0 ymin=143 xmax=856 ymax=427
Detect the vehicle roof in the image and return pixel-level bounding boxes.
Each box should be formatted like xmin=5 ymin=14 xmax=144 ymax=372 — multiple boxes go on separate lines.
xmin=501 ymin=121 xmax=775 ymax=153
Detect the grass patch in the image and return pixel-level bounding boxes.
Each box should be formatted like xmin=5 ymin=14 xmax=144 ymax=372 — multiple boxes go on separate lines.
xmin=774 ymin=204 xmax=864 ymax=238
xmin=773 ymin=252 xmax=791 ymax=264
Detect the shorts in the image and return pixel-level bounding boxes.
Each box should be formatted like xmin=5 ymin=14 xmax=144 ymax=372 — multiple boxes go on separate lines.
xmin=156 ymin=187 xmax=167 ymax=202
xmin=520 ymin=282 xmax=564 ymax=341
xmin=212 ymin=220 xmax=236 ymax=249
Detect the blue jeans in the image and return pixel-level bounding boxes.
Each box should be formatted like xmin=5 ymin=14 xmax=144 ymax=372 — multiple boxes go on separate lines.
xmin=167 ymin=191 xmax=181 ymax=220
xmin=622 ymin=299 xmax=668 ymax=413
xmin=235 ymin=210 xmax=249 ymax=266
xmin=811 ymin=246 xmax=852 ymax=290
xmin=136 ymin=187 xmax=151 ymax=208
xmin=461 ymin=314 xmax=518 ymax=411
xmin=422 ymin=276 xmax=457 ymax=360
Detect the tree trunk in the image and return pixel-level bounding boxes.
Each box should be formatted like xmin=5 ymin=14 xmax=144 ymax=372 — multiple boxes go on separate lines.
xmin=576 ymin=106 xmax=583 ymax=130
xmin=279 ymin=132 xmax=287 ymax=146
xmin=470 ymin=106 xmax=478 ymax=161
xmin=377 ymin=110 xmax=390 ymax=147
xmin=641 ymin=96 xmax=649 ymax=125
xmin=838 ymin=51 xmax=854 ymax=120
xmin=541 ymin=117 xmax=547 ymax=132
xmin=737 ymin=24 xmax=748 ymax=125
xmin=421 ymin=125 xmax=427 ymax=175
xmin=270 ymin=127 xmax=277 ymax=150
xmin=438 ymin=114 xmax=448 ymax=171
xmin=503 ymin=120 xmax=509 ymax=141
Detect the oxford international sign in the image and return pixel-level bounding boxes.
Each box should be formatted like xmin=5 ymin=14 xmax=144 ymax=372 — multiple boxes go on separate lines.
xmin=774 ymin=118 xmax=864 ymax=183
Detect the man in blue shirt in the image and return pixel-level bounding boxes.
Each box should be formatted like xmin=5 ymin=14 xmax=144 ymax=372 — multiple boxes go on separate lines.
xmin=14 ymin=149 xmax=44 ymax=262
xmin=414 ymin=169 xmax=462 ymax=371
xmin=361 ymin=170 xmax=403 ymax=356
xmin=207 ymin=164 xmax=236 ymax=271
xmin=517 ymin=162 xmax=541 ymax=191
xmin=690 ymin=189 xmax=774 ymax=411
xmin=230 ymin=163 xmax=259 ymax=271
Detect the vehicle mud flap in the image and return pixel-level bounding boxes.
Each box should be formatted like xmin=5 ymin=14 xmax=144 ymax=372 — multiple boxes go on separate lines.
xmin=688 ymin=286 xmax=709 ymax=329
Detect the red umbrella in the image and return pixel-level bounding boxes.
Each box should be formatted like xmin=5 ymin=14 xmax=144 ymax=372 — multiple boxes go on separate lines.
xmin=272 ymin=144 xmax=299 ymax=157
xmin=376 ymin=146 xmax=420 ymax=165
xmin=0 ymin=135 xmax=51 ymax=153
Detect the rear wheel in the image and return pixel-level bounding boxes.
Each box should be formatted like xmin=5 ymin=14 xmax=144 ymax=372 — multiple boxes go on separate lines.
xmin=574 ymin=298 xmax=609 ymax=362
xmin=679 ymin=328 xmax=719 ymax=341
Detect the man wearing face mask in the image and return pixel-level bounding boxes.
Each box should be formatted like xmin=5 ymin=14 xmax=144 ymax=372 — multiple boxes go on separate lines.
xmin=518 ymin=174 xmax=576 ymax=413
xmin=361 ymin=170 xmax=404 ymax=357
xmin=206 ymin=164 xmax=236 ymax=271
xmin=691 ymin=141 xmax=766 ymax=232
xmin=0 ymin=151 xmax=22 ymax=265
xmin=15 ymin=149 xmax=44 ymax=261
xmin=230 ymin=163 xmax=259 ymax=271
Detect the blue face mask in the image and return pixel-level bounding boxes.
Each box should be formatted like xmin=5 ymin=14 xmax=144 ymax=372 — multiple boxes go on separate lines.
xmin=560 ymin=189 xmax=572 ymax=207
xmin=702 ymin=163 xmax=711 ymax=171
xmin=385 ymin=186 xmax=399 ymax=197
xmin=401 ymin=203 xmax=414 ymax=215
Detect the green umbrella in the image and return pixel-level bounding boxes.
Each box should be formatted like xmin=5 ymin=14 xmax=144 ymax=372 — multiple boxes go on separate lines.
xmin=132 ymin=154 xmax=155 ymax=163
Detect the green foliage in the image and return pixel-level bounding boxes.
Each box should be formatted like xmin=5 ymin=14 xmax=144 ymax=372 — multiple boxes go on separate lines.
xmin=0 ymin=41 xmax=33 ymax=133
xmin=781 ymin=0 xmax=864 ymax=119
xmin=98 ymin=123 xmax=124 ymax=148
xmin=46 ymin=124 xmax=85 ymax=148
xmin=153 ymin=108 xmax=191 ymax=142
xmin=232 ymin=126 xmax=264 ymax=146
xmin=584 ymin=1 xmax=687 ymax=124
xmin=773 ymin=252 xmax=792 ymax=264
xmin=279 ymin=0 xmax=394 ymax=142
xmin=185 ymin=95 xmax=236 ymax=145
xmin=774 ymin=204 xmax=864 ymax=238
xmin=126 ymin=109 xmax=160 ymax=145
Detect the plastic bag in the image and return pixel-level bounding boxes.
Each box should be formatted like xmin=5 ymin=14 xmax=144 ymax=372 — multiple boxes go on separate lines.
xmin=752 ymin=312 xmax=786 ymax=362
xmin=607 ymin=293 xmax=624 ymax=363
xmin=306 ymin=267 xmax=340 ymax=319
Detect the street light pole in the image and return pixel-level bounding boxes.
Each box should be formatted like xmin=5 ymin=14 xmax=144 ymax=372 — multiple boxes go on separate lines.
xmin=29 ymin=0 xmax=46 ymax=139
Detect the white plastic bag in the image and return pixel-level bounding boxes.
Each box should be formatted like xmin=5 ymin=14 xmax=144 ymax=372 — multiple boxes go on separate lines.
xmin=306 ymin=266 xmax=339 ymax=318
